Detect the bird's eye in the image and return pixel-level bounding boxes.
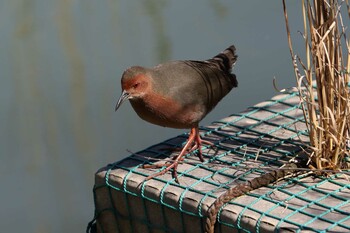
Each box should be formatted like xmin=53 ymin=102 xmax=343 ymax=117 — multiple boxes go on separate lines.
xmin=133 ymin=83 xmax=140 ymax=89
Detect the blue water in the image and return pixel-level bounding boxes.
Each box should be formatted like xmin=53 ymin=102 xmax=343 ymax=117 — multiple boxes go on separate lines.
xmin=0 ymin=1 xmax=303 ymax=232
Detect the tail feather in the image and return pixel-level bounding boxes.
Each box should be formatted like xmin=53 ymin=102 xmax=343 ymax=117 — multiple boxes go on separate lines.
xmin=210 ymin=45 xmax=237 ymax=73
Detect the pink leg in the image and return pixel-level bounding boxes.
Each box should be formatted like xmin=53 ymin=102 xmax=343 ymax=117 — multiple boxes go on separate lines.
xmin=189 ymin=128 xmax=215 ymax=162
xmin=145 ymin=127 xmax=214 ymax=183
xmin=145 ymin=127 xmax=197 ymax=183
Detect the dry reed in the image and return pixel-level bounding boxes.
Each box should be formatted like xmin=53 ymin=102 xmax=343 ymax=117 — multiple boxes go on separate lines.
xmin=283 ymin=0 xmax=350 ymax=172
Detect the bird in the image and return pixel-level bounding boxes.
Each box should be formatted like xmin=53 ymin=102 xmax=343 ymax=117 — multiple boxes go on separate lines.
xmin=115 ymin=45 xmax=238 ymax=182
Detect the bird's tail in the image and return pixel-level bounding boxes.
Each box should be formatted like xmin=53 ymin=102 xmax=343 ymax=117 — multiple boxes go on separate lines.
xmin=210 ymin=45 xmax=237 ymax=73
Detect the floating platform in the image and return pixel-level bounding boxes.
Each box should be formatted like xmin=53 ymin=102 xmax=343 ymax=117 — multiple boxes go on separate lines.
xmin=88 ymin=91 xmax=350 ymax=233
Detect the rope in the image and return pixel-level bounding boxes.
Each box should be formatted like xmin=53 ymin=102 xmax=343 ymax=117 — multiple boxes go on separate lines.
xmin=204 ymin=160 xmax=304 ymax=233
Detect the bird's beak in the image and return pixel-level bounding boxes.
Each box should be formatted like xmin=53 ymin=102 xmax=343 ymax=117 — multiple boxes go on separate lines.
xmin=115 ymin=90 xmax=130 ymax=111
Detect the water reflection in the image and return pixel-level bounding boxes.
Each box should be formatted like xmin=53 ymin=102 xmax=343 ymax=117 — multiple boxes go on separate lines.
xmin=143 ymin=0 xmax=171 ymax=61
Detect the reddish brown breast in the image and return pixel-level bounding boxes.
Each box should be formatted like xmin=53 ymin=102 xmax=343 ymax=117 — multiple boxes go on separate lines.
xmin=129 ymin=91 xmax=204 ymax=129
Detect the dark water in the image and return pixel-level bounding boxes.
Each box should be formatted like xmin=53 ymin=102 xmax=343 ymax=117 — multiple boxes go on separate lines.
xmin=0 ymin=1 xmax=303 ymax=232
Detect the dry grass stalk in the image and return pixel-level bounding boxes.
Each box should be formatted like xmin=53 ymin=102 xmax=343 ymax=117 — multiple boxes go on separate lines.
xmin=283 ymin=0 xmax=350 ymax=172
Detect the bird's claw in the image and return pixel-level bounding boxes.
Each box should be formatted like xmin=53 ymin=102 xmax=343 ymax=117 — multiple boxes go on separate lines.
xmin=143 ymin=127 xmax=215 ymax=183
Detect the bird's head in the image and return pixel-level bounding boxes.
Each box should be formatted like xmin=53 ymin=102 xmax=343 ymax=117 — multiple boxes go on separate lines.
xmin=115 ymin=66 xmax=151 ymax=111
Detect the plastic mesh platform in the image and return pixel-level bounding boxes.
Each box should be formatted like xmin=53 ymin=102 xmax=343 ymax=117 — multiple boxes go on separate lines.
xmin=89 ymin=92 xmax=350 ymax=233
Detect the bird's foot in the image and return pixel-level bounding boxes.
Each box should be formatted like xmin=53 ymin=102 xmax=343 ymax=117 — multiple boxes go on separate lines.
xmin=143 ymin=127 xmax=214 ymax=183
xmin=159 ymin=139 xmax=213 ymax=153
xmin=188 ymin=136 xmax=215 ymax=162
xmin=142 ymin=154 xmax=185 ymax=169
xmin=144 ymin=159 xmax=181 ymax=183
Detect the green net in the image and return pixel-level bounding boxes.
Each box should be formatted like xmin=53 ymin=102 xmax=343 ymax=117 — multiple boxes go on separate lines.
xmin=87 ymin=91 xmax=350 ymax=233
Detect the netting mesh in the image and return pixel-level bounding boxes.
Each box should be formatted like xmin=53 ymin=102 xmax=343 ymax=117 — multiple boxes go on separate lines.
xmin=88 ymin=91 xmax=350 ymax=233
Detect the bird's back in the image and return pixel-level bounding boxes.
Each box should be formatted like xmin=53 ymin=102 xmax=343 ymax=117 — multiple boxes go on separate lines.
xmin=152 ymin=45 xmax=238 ymax=118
